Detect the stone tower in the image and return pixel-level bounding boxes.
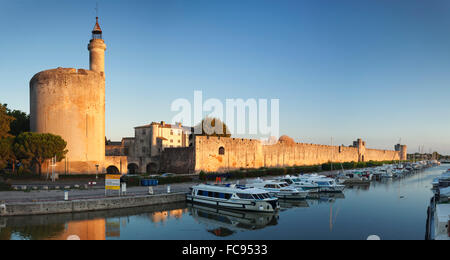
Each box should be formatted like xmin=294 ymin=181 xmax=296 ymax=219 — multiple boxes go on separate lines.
xmin=395 ymin=144 xmax=408 ymax=161
xmin=29 ymin=17 xmax=107 ymax=174
xmin=88 ymin=17 xmax=107 ymax=74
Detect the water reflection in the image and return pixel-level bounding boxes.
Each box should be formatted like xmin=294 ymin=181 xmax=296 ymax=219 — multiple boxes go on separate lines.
xmin=189 ymin=204 xmax=279 ymax=237
xmin=279 ymin=199 xmax=309 ymax=210
xmin=0 ymin=202 xmax=188 ymax=240
xmin=307 ymin=192 xmax=345 ymax=205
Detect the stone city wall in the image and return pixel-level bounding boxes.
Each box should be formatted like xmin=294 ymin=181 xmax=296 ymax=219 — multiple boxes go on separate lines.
xmin=192 ymin=136 xmax=405 ymax=173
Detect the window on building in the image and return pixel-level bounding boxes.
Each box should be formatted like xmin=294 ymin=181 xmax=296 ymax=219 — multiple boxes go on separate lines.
xmin=219 ymin=147 xmax=225 ymax=155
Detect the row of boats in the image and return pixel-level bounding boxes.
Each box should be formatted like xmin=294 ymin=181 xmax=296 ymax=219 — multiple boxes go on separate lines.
xmin=336 ymin=160 xmax=439 ymax=183
xmin=187 ymin=161 xmax=439 ymax=213
xmin=427 ymin=168 xmax=450 ymax=240
xmin=187 ymin=174 xmax=346 ymax=213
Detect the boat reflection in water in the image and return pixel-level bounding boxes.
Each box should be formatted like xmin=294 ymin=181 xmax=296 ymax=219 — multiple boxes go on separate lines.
xmin=188 ymin=203 xmax=279 ymax=237
xmin=278 ymin=199 xmax=309 ymax=210
xmin=307 ymin=192 xmax=345 ymax=201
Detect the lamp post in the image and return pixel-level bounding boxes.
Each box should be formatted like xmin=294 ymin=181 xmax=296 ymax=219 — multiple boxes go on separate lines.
xmin=50 ymin=156 xmax=57 ymax=182
xmin=95 ymin=164 xmax=99 ymax=180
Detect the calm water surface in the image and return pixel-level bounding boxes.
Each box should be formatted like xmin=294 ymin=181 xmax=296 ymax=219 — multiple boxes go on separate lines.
xmin=0 ymin=165 xmax=445 ymax=240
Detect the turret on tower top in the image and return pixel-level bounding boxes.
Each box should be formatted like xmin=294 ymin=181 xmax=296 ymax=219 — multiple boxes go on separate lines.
xmin=88 ymin=16 xmax=106 ymax=74
xmin=92 ymin=17 xmax=102 ymax=39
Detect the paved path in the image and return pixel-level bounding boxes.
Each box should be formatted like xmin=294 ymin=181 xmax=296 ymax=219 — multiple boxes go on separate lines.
xmin=0 ymin=182 xmax=196 ymax=204
xmin=0 ymin=170 xmax=343 ymax=204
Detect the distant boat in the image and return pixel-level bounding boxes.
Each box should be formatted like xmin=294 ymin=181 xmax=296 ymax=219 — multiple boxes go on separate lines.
xmin=297 ymin=175 xmax=345 ymax=193
xmin=276 ymin=175 xmax=320 ymax=192
xmin=246 ymin=179 xmax=309 ymax=200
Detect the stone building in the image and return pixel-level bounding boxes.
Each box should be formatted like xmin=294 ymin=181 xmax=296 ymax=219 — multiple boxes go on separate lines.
xmin=110 ymin=122 xmax=194 ymax=174
xmin=30 ymin=17 xmax=126 ymax=175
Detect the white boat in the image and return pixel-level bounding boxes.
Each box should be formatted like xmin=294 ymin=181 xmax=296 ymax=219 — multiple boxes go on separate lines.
xmin=432 ymin=170 xmax=450 ymax=189
xmin=378 ymin=168 xmax=394 ymax=178
xmin=247 ymin=179 xmax=308 ymax=200
xmin=297 ymin=175 xmax=345 ymax=193
xmin=276 ymin=175 xmax=320 ymax=192
xmin=432 ymin=204 xmax=450 ymax=240
xmin=187 ymin=183 xmax=280 ymax=212
xmin=426 ymin=181 xmax=450 ymax=240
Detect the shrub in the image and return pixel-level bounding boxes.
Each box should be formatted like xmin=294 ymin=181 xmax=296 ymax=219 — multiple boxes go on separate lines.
xmin=0 ymin=180 xmax=11 ymax=191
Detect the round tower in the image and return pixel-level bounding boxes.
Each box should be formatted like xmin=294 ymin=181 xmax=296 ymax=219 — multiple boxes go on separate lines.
xmin=400 ymin=145 xmax=408 ymax=161
xmin=30 ymin=17 xmax=106 ymax=174
xmin=88 ymin=17 xmax=107 ymax=74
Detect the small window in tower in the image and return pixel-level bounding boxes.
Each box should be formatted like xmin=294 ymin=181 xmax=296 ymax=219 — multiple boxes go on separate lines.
xmin=219 ymin=147 xmax=225 ymax=155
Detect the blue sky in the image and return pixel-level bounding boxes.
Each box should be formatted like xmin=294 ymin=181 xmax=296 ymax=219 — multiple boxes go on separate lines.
xmin=1 ymin=0 xmax=450 ymax=154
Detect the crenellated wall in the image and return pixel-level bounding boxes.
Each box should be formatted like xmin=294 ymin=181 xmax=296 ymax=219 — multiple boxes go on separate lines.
xmin=192 ymin=136 xmax=406 ymax=173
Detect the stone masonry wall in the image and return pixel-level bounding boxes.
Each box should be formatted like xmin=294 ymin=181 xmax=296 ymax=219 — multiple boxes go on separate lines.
xmin=193 ymin=136 xmax=404 ymax=173
xmin=160 ymin=147 xmax=196 ymax=174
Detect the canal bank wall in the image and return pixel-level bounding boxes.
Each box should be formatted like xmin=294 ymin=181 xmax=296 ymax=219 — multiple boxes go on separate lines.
xmin=0 ymin=193 xmax=187 ymax=217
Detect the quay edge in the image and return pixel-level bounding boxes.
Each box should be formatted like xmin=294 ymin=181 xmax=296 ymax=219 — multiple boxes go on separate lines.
xmin=0 ymin=193 xmax=187 ymax=217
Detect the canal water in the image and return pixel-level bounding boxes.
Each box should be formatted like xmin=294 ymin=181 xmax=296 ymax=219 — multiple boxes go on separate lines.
xmin=0 ymin=165 xmax=446 ymax=240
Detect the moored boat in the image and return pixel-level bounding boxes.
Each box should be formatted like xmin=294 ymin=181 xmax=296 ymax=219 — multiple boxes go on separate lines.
xmin=187 ymin=183 xmax=280 ymax=212
xmin=297 ymin=175 xmax=345 ymax=193
xmin=247 ymin=179 xmax=309 ymax=200
xmin=276 ymin=175 xmax=320 ymax=192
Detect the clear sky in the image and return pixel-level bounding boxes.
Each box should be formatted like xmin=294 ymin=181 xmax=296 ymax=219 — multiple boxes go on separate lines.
xmin=1 ymin=0 xmax=449 ymax=154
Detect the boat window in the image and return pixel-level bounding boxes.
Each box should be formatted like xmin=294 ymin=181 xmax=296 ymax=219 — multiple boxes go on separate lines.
xmin=285 ymin=179 xmax=293 ymax=184
xmin=264 ymin=184 xmax=271 ymax=188
xmin=237 ymin=193 xmax=253 ymax=200
xmin=224 ymin=193 xmax=232 ymax=199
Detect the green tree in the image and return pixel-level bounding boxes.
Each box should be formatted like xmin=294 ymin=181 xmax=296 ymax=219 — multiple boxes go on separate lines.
xmin=0 ymin=104 xmax=15 ymax=139
xmin=14 ymin=132 xmax=68 ymax=177
xmin=4 ymin=105 xmax=30 ymax=136
xmin=0 ymin=137 xmax=15 ymax=171
xmin=194 ymin=117 xmax=231 ymax=137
